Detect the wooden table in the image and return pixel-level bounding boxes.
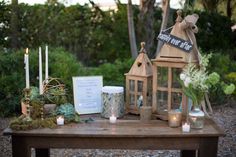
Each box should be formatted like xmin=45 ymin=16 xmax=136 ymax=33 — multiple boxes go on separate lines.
xmin=3 ymin=116 xmax=224 ymax=157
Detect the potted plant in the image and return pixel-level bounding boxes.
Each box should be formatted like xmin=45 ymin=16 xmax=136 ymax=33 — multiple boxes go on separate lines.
xmin=180 ymin=54 xmax=235 ymax=129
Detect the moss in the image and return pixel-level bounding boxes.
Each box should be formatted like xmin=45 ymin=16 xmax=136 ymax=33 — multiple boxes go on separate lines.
xmin=30 ymin=99 xmax=43 ymax=119
xmin=10 ymin=115 xmax=57 ymax=130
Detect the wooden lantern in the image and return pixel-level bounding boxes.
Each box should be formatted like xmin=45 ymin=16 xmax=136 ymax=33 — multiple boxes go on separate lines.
xmin=152 ymin=11 xmax=199 ymax=119
xmin=125 ymin=42 xmax=153 ymax=114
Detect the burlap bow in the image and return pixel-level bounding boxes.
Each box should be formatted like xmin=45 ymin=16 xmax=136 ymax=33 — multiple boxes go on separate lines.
xmin=179 ymin=14 xmax=201 ymax=63
xmin=180 ymin=14 xmax=213 ymax=117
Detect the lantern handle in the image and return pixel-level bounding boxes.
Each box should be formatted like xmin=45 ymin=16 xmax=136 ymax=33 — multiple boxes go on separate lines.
xmin=176 ymin=10 xmax=183 ymax=22
xmin=139 ymin=42 xmax=146 ymax=53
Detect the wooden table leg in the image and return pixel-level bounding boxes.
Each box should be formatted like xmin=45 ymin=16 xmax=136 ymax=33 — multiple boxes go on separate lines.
xmin=12 ymin=136 xmax=31 ymax=157
xmin=35 ymin=148 xmax=50 ymax=157
xmin=198 ymin=137 xmax=218 ymax=157
xmin=181 ymin=150 xmax=196 ymax=157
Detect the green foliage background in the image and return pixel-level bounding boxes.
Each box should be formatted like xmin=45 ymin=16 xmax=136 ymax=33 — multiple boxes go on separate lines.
xmin=0 ymin=1 xmax=235 ymax=116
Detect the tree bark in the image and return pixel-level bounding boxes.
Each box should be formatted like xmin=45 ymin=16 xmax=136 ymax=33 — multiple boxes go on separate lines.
xmin=226 ymin=0 xmax=232 ymax=18
xmin=201 ymin=0 xmax=219 ymax=12
xmin=10 ymin=0 xmax=19 ymax=49
xmin=137 ymin=0 xmax=155 ymax=57
xmin=127 ymin=0 xmax=138 ymax=59
xmin=155 ymin=0 xmax=170 ymax=57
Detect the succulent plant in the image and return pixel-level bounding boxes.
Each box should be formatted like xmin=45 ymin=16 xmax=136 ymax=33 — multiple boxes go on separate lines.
xmin=56 ymin=103 xmax=75 ymax=122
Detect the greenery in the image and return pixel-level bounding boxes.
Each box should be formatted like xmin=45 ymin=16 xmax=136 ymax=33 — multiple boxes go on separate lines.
xmin=56 ymin=103 xmax=77 ymax=122
xmin=10 ymin=115 xmax=57 ymax=130
xmin=180 ymin=54 xmax=235 ymax=107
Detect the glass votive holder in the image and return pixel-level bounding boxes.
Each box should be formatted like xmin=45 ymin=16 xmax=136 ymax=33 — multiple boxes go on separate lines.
xmin=140 ymin=106 xmax=152 ymax=122
xmin=182 ymin=122 xmax=191 ymax=132
xmin=168 ymin=109 xmax=182 ymax=127
xmin=56 ymin=115 xmax=64 ymax=125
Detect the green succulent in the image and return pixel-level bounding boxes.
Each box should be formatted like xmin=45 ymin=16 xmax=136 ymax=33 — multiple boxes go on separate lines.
xmin=30 ymin=86 xmax=40 ymax=100
xmin=56 ymin=103 xmax=75 ymax=122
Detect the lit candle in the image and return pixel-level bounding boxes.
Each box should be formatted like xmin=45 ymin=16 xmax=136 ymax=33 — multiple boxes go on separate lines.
xmin=39 ymin=47 xmax=43 ymax=95
xmin=182 ymin=122 xmax=190 ymax=132
xmin=24 ymin=48 xmax=30 ymax=88
xmin=168 ymin=109 xmax=182 ymax=127
xmin=109 ymin=115 xmax=117 ymax=124
xmin=57 ymin=116 xmax=64 ymax=125
xmin=45 ymin=45 xmax=48 ymax=83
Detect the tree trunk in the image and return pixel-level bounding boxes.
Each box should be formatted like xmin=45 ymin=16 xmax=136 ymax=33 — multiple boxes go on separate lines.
xmin=226 ymin=0 xmax=232 ymax=18
xmin=10 ymin=0 xmax=19 ymax=49
xmin=137 ymin=0 xmax=155 ymax=57
xmin=155 ymin=0 xmax=170 ymax=57
xmin=201 ymin=0 xmax=219 ymax=12
xmin=127 ymin=0 xmax=138 ymax=59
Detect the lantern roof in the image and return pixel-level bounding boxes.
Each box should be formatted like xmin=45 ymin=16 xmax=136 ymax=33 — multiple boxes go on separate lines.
xmin=125 ymin=42 xmax=153 ymax=77
xmin=153 ymin=10 xmax=199 ymax=63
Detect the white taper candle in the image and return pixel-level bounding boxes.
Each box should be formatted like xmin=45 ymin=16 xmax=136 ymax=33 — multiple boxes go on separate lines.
xmin=45 ymin=45 xmax=48 ymax=83
xmin=25 ymin=48 xmax=30 ymax=88
xmin=39 ymin=47 xmax=43 ymax=95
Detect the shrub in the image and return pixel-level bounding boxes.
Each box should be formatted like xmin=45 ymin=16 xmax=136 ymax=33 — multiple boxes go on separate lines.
xmin=207 ymin=53 xmax=236 ymax=104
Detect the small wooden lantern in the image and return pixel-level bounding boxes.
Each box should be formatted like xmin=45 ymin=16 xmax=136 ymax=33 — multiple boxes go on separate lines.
xmin=152 ymin=11 xmax=199 ymax=118
xmin=125 ymin=42 xmax=153 ymax=114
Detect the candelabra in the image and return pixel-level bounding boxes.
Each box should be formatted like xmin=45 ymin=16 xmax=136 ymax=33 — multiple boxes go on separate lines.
xmin=23 ymin=88 xmax=32 ymax=121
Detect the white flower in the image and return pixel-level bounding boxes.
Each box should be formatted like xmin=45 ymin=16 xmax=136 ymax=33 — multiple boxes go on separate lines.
xmin=184 ymin=81 xmax=189 ymax=87
xmin=185 ymin=77 xmax=191 ymax=83
xmin=180 ymin=73 xmax=186 ymax=81
xmin=184 ymin=77 xmax=191 ymax=87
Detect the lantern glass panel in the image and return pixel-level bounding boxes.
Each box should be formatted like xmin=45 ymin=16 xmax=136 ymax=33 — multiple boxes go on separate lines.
xmin=147 ymin=79 xmax=152 ymax=106
xmin=156 ymin=90 xmax=168 ymax=113
xmin=171 ymin=92 xmax=182 ymax=109
xmin=137 ymin=94 xmax=143 ymax=107
xmin=130 ymin=94 xmax=135 ymax=106
xmin=129 ymin=80 xmax=135 ymax=91
xmin=157 ymin=67 xmax=168 ymax=87
xmin=138 ymin=81 xmax=143 ymax=92
xmin=172 ymin=68 xmax=182 ymax=88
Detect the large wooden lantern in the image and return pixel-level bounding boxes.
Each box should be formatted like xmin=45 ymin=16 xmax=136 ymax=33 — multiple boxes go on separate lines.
xmin=152 ymin=11 xmax=199 ymax=118
xmin=125 ymin=42 xmax=153 ymax=114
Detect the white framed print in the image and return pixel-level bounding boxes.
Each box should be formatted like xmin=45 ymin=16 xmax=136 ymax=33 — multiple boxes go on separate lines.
xmin=72 ymin=76 xmax=103 ymax=114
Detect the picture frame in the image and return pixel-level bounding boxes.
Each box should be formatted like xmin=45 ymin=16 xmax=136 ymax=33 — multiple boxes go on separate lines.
xmin=72 ymin=76 xmax=103 ymax=114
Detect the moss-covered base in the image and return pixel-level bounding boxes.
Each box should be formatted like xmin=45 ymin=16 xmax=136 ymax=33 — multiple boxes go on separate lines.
xmin=10 ymin=115 xmax=57 ymax=130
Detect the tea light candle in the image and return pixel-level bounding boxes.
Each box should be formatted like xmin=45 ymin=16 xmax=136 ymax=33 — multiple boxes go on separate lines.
xmin=109 ymin=115 xmax=117 ymax=124
xmin=168 ymin=109 xmax=182 ymax=127
xmin=57 ymin=116 xmax=64 ymax=125
xmin=182 ymin=122 xmax=190 ymax=132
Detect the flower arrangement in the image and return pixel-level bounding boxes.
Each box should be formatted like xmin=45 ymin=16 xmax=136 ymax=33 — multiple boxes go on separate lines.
xmin=180 ymin=54 xmax=235 ymax=107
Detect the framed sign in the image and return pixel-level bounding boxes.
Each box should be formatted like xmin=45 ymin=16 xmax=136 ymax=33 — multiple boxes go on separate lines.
xmin=72 ymin=76 xmax=103 ymax=114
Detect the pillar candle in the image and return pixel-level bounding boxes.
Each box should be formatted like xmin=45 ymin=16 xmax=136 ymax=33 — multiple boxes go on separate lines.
xmin=39 ymin=47 xmax=43 ymax=95
xmin=45 ymin=45 xmax=48 ymax=83
xmin=24 ymin=48 xmax=30 ymax=88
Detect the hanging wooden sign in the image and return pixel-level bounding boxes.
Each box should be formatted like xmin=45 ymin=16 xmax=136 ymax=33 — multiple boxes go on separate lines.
xmin=157 ymin=31 xmax=193 ymax=52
